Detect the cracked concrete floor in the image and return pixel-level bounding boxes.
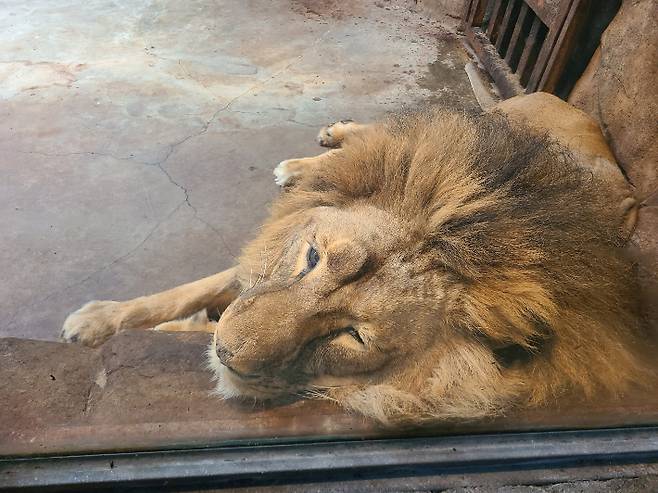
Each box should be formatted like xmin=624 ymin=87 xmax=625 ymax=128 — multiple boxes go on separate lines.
xmin=1 ymin=0 xmax=477 ymax=340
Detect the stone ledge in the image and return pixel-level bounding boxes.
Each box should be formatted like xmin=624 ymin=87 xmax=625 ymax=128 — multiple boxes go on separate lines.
xmin=0 ymin=331 xmax=375 ymax=456
xmin=2 ymin=330 xmax=658 ymax=456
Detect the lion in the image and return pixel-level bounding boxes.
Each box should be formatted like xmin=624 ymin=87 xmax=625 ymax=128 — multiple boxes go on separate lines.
xmin=61 ymin=92 xmax=647 ymax=424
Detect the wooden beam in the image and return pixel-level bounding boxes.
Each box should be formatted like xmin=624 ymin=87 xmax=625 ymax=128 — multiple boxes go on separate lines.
xmin=495 ymin=0 xmax=518 ymax=54
xmin=516 ymin=15 xmax=542 ymax=85
xmin=467 ymin=27 xmax=524 ymax=98
xmin=537 ymin=0 xmax=584 ymax=92
xmin=525 ymin=0 xmax=560 ymax=25
xmin=466 ymin=0 xmax=488 ymax=27
xmin=526 ymin=2 xmax=569 ymax=91
xmin=486 ymin=0 xmax=505 ymax=40
xmin=505 ymin=2 xmax=530 ymax=68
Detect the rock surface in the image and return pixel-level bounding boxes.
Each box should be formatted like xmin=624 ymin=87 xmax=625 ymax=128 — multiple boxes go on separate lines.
xmin=632 ymin=198 xmax=658 ymax=331
xmin=0 ymin=337 xmax=99 ymax=430
xmin=569 ymin=0 xmax=658 ymax=331
xmin=0 ymin=331 xmax=375 ymax=455
xmin=2 ymin=330 xmax=658 ymax=457
xmin=444 ymin=476 xmax=658 ymax=493
xmin=569 ymin=0 xmax=658 ymax=202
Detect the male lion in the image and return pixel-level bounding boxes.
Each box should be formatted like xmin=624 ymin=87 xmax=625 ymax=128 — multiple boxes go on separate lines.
xmin=62 ymin=93 xmax=646 ymax=423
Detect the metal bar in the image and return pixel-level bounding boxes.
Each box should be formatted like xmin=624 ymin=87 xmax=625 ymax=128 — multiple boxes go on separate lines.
xmin=4 ymin=427 xmax=657 ymax=491
xmin=486 ymin=0 xmax=505 ymax=39
xmin=505 ymin=2 xmax=530 ymax=67
xmin=495 ymin=0 xmax=518 ymax=53
xmin=515 ymin=14 xmax=542 ymax=84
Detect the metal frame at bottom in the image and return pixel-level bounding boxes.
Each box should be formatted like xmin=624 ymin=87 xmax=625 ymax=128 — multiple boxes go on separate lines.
xmin=1 ymin=427 xmax=657 ymax=491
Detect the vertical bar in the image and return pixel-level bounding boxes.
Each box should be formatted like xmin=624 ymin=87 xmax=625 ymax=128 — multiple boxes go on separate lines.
xmin=525 ymin=32 xmax=550 ymax=92
xmin=461 ymin=0 xmax=476 ymax=31
xmin=486 ymin=0 xmax=504 ymax=39
xmin=523 ymin=0 xmax=559 ymax=25
xmin=535 ymin=0 xmax=582 ymax=93
xmin=468 ymin=0 xmax=488 ymax=27
xmin=495 ymin=0 xmax=518 ymax=54
xmin=515 ymin=15 xmax=542 ymax=83
xmin=505 ymin=3 xmax=530 ymax=66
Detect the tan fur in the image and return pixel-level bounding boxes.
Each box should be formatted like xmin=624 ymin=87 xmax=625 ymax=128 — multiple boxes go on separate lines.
xmin=495 ymin=93 xmax=638 ymax=237
xmin=62 ymin=93 xmax=647 ymax=424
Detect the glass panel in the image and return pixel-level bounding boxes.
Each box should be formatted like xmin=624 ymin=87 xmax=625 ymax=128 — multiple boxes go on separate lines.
xmin=1 ymin=0 xmax=655 ymax=459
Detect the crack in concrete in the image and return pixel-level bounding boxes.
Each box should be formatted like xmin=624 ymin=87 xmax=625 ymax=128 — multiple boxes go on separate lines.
xmin=13 ymin=149 xmax=156 ymax=166
xmin=175 ymin=59 xmax=220 ymax=102
xmin=82 ymin=379 xmax=97 ymax=417
xmin=154 ymin=161 xmax=195 ymax=211
xmin=136 ymin=31 xmax=334 ymax=258
xmin=286 ymin=118 xmax=321 ymax=128
xmin=81 ymin=200 xmax=188 ymax=281
xmin=193 ymin=215 xmax=239 ymax=261
xmin=150 ymin=162 xmax=238 ymax=260
xmin=7 ymin=28 xmax=333 ymax=333
xmin=148 ymin=24 xmax=334 ymax=171
xmin=4 ymin=200 xmax=187 ymax=332
xmin=224 ymin=109 xmax=324 ymax=129
xmin=150 ymin=58 xmax=309 ymax=168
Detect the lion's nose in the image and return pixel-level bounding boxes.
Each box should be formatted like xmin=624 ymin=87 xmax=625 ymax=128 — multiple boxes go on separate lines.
xmin=215 ymin=342 xmax=234 ymax=366
xmin=216 ymin=341 xmax=261 ymax=378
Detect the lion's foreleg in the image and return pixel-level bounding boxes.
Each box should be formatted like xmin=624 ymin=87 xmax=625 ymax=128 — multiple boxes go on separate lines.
xmin=61 ymin=266 xmax=240 ymax=346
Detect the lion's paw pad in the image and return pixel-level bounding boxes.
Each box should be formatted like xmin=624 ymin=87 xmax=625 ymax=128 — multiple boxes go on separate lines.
xmin=61 ymin=300 xmax=120 ymax=347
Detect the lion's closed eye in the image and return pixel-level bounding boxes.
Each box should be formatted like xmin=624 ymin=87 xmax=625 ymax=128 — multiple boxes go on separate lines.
xmin=330 ymin=327 xmax=367 ymax=351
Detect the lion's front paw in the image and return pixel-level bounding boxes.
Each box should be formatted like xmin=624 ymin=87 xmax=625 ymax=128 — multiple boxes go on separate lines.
xmin=317 ymin=119 xmax=354 ymax=147
xmin=273 ymin=159 xmax=300 ymax=187
xmin=61 ymin=300 xmax=121 ymax=347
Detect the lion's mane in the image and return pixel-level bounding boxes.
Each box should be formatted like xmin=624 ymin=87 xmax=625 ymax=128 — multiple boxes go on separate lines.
xmin=265 ymin=109 xmax=646 ymax=421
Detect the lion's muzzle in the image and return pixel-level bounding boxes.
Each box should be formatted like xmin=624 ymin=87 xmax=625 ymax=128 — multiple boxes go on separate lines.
xmin=214 ymin=288 xmax=317 ymax=379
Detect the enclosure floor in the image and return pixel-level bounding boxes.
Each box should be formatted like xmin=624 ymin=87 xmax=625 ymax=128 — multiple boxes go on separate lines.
xmin=0 ymin=0 xmax=476 ymax=340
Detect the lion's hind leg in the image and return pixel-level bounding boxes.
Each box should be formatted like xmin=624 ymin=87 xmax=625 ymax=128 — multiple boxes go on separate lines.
xmin=317 ymin=120 xmax=369 ymax=147
xmin=152 ymin=310 xmax=216 ymax=333
xmin=273 ymin=120 xmax=373 ymax=186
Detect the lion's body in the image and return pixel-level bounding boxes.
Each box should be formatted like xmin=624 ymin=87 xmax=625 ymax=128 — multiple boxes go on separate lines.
xmin=63 ymin=93 xmax=647 ymax=424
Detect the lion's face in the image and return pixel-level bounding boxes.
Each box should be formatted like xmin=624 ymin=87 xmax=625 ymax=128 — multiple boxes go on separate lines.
xmin=209 ymin=204 xmax=452 ymax=402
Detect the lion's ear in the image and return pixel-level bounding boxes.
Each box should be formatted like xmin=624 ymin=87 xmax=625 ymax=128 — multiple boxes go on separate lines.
xmin=618 ymin=197 xmax=638 ymax=242
xmin=478 ymin=329 xmax=554 ymax=368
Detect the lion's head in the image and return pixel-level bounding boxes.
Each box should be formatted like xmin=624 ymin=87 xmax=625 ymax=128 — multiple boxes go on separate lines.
xmin=208 ymin=109 xmax=645 ymax=423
